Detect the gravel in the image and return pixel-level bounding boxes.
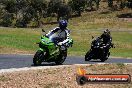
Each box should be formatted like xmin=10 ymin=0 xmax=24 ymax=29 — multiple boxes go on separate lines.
xmin=0 ymin=64 xmax=132 ymax=88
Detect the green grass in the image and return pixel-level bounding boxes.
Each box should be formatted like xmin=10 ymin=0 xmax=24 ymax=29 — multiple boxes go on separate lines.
xmin=0 ymin=28 xmax=40 ymax=53
xmin=0 ymin=8 xmax=132 ymax=57
xmin=68 ymin=30 xmax=132 ymax=58
xmin=0 ymin=28 xmax=131 ymax=58
xmin=68 ymin=8 xmax=132 ymax=30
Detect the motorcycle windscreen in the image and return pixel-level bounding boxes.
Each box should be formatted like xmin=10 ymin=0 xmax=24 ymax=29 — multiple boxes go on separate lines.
xmin=48 ymin=30 xmax=66 ymax=44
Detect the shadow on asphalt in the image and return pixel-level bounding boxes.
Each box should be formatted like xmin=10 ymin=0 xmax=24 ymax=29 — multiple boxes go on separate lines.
xmin=31 ymin=63 xmax=60 ymax=67
xmin=88 ymin=60 xmax=102 ymax=62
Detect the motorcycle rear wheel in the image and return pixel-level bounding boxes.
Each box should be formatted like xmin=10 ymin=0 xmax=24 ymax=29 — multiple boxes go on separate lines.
xmin=33 ymin=50 xmax=43 ymax=66
xmin=100 ymin=58 xmax=106 ymax=62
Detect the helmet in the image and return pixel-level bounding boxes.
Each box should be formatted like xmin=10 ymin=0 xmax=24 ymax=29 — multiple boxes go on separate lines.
xmin=59 ymin=20 xmax=67 ymax=29
xmin=104 ymin=29 xmax=110 ymax=35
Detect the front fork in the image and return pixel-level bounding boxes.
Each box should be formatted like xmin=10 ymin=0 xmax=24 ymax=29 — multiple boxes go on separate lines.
xmin=39 ymin=48 xmax=45 ymax=52
xmin=38 ymin=48 xmax=47 ymax=61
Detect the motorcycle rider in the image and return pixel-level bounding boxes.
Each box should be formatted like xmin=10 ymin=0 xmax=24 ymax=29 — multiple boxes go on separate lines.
xmin=46 ymin=20 xmax=71 ymax=47
xmin=99 ymin=29 xmax=112 ymax=55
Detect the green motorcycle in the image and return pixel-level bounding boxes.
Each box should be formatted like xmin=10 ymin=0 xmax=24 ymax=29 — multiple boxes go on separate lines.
xmin=33 ymin=29 xmax=73 ymax=66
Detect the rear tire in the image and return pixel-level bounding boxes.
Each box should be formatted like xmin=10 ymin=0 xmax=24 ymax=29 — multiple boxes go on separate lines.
xmin=33 ymin=50 xmax=43 ymax=66
xmin=100 ymin=57 xmax=108 ymax=62
xmin=100 ymin=58 xmax=106 ymax=62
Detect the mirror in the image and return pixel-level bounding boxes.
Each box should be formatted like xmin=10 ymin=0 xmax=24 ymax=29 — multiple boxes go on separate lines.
xmin=92 ymin=36 xmax=94 ymax=39
xmin=42 ymin=29 xmax=45 ymax=32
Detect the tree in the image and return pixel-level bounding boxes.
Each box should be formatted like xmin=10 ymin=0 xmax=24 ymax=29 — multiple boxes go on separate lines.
xmin=126 ymin=0 xmax=132 ymax=8
xmin=86 ymin=0 xmax=101 ymax=11
xmin=68 ymin=0 xmax=87 ymax=16
xmin=15 ymin=0 xmax=48 ymax=27
xmin=0 ymin=0 xmax=16 ymax=27
xmin=1 ymin=12 xmax=14 ymax=27
xmin=57 ymin=3 xmax=72 ymax=21
xmin=47 ymin=0 xmax=62 ymax=17
xmin=108 ymin=0 xmax=113 ymax=8
xmin=30 ymin=0 xmax=48 ymax=27
xmin=47 ymin=0 xmax=71 ymax=22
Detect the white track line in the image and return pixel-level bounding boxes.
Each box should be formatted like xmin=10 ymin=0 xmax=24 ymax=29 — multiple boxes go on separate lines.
xmin=0 ymin=63 xmax=132 ymax=74
xmin=0 ymin=65 xmax=70 ymax=74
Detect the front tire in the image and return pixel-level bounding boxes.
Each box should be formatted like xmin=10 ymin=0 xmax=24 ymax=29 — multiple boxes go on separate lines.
xmin=55 ymin=51 xmax=67 ymax=65
xmin=33 ymin=50 xmax=43 ymax=66
xmin=85 ymin=50 xmax=92 ymax=61
xmin=100 ymin=52 xmax=110 ymax=62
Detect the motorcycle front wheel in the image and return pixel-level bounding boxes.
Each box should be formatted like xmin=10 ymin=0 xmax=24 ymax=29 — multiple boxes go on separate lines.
xmin=55 ymin=51 xmax=67 ymax=65
xmin=85 ymin=50 xmax=92 ymax=61
xmin=100 ymin=51 xmax=110 ymax=62
xmin=33 ymin=50 xmax=43 ymax=66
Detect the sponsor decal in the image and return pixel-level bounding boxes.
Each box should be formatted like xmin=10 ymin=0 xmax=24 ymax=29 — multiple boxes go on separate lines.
xmin=76 ymin=67 xmax=131 ymax=85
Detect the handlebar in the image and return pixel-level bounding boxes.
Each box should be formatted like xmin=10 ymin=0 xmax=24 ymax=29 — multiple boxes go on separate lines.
xmin=111 ymin=43 xmax=115 ymax=48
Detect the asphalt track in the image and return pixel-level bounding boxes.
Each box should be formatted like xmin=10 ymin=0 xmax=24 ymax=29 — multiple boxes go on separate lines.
xmin=0 ymin=54 xmax=132 ymax=69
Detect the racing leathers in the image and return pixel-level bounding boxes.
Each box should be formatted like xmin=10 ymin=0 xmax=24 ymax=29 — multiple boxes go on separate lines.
xmin=99 ymin=33 xmax=112 ymax=54
xmin=46 ymin=27 xmax=71 ymax=47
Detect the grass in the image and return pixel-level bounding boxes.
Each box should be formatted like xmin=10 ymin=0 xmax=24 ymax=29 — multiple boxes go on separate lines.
xmin=0 ymin=28 xmax=40 ymax=54
xmin=0 ymin=6 xmax=132 ymax=58
xmin=69 ymin=30 xmax=132 ymax=58
xmin=0 ymin=28 xmax=132 ymax=58
xmin=68 ymin=8 xmax=132 ymax=30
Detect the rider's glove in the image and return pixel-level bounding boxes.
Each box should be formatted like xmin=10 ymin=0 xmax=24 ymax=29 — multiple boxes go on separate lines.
xmin=58 ymin=42 xmax=63 ymax=46
xmin=103 ymin=46 xmax=106 ymax=48
xmin=66 ymin=43 xmax=71 ymax=47
xmin=100 ymin=46 xmax=103 ymax=49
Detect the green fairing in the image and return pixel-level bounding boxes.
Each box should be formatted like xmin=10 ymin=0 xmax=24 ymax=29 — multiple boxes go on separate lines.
xmin=40 ymin=36 xmax=58 ymax=56
xmin=38 ymin=48 xmax=45 ymax=52
xmin=40 ymin=36 xmax=54 ymax=45
xmin=33 ymin=31 xmax=73 ymax=65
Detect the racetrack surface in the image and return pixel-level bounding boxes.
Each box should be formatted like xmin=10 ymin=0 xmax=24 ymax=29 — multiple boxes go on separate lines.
xmin=0 ymin=54 xmax=132 ymax=69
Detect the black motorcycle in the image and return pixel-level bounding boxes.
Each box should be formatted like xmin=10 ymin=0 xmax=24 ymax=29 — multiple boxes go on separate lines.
xmin=85 ymin=37 xmax=114 ymax=62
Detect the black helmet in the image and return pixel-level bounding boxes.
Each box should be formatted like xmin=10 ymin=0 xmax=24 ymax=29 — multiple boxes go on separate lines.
xmin=104 ymin=29 xmax=110 ymax=35
xmin=59 ymin=20 xmax=67 ymax=29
